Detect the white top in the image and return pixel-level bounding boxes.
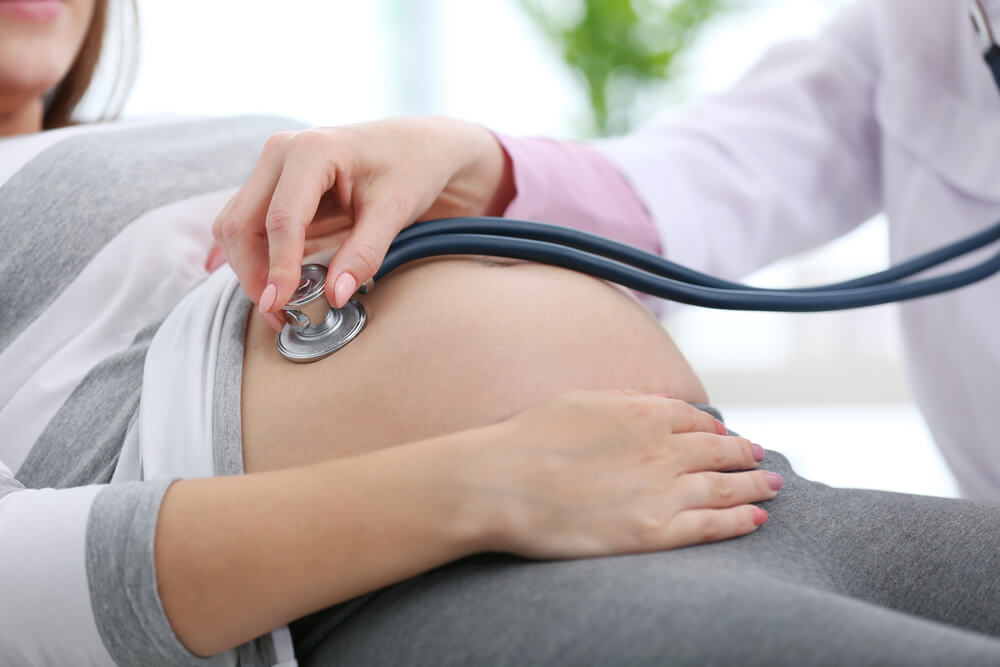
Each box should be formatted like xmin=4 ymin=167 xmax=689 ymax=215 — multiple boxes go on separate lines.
xmin=598 ymin=0 xmax=1000 ymax=501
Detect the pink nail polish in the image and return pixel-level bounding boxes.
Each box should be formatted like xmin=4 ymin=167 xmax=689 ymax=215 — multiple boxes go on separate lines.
xmin=715 ymin=419 xmax=727 ymax=436
xmin=752 ymin=507 xmax=769 ymax=526
xmin=751 ymin=443 xmax=766 ymax=462
xmin=766 ymin=472 xmax=784 ymax=491
xmin=259 ymin=283 xmax=277 ymax=314
xmin=333 ymin=272 xmax=358 ymax=307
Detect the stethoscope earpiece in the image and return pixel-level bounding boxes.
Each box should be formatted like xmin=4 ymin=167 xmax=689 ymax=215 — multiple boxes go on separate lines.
xmin=276 ymin=264 xmax=366 ymax=363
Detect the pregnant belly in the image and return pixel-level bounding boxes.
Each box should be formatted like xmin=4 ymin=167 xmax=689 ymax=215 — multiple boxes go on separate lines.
xmin=241 ymin=258 xmax=707 ymax=473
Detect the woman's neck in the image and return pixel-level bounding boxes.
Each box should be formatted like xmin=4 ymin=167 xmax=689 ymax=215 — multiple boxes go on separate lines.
xmin=0 ymin=99 xmax=44 ymax=137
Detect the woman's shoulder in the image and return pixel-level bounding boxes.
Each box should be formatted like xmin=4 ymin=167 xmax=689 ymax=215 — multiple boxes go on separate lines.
xmin=0 ymin=114 xmax=303 ymax=285
xmin=0 ymin=115 xmax=304 ymax=213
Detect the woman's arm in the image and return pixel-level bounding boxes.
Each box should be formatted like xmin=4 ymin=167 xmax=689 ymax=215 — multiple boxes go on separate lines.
xmin=155 ymin=434 xmax=483 ymax=657
xmin=157 ymin=392 xmax=775 ymax=657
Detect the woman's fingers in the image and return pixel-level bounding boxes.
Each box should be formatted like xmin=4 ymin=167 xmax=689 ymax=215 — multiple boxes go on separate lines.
xmin=666 ymin=506 xmax=769 ymax=548
xmin=675 ymin=470 xmax=782 ymax=509
xmin=481 ymin=389 xmax=783 ymax=558
xmin=661 ymin=398 xmax=729 ymax=436
xmin=670 ymin=433 xmax=765 ymax=473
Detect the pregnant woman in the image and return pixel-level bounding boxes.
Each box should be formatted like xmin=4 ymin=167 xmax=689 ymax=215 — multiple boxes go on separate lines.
xmin=2 ymin=1 xmax=1000 ymax=667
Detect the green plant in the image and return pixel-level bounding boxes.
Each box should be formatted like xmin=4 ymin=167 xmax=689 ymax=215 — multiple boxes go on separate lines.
xmin=520 ymin=0 xmax=735 ymax=136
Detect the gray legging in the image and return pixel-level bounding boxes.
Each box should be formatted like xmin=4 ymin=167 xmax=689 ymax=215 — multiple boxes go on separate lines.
xmin=290 ymin=414 xmax=1000 ymax=666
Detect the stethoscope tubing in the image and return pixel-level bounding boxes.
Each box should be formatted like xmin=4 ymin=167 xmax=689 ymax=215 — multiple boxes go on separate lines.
xmin=390 ymin=217 xmax=1000 ymax=292
xmin=367 ymin=5 xmax=1000 ymax=311
xmin=374 ymin=217 xmax=1000 ymax=312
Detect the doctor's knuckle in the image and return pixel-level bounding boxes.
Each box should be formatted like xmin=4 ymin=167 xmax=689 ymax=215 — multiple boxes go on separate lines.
xmin=265 ymin=206 xmax=296 ymax=235
xmin=352 ymin=241 xmax=383 ymax=275
xmin=288 ymin=130 xmax=326 ymax=158
xmin=216 ymin=215 xmax=243 ymax=243
xmin=262 ymin=131 xmax=294 ymax=156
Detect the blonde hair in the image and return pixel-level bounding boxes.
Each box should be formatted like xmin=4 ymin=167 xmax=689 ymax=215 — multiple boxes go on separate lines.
xmin=43 ymin=0 xmax=139 ymax=129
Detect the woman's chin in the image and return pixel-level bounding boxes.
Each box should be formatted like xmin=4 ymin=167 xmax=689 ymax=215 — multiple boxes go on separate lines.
xmin=0 ymin=47 xmax=71 ymax=102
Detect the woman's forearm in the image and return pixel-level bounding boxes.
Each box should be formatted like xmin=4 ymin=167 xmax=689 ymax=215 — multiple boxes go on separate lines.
xmin=155 ymin=427 xmax=495 ymax=657
xmin=156 ymin=391 xmax=776 ymax=658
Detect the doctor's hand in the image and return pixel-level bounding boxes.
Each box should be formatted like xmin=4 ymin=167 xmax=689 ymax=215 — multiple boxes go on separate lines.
xmin=211 ymin=117 xmax=514 ymax=330
xmin=463 ymin=391 xmax=778 ymax=559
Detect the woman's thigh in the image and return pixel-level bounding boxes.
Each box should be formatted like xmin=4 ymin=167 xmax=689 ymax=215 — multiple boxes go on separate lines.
xmin=291 ymin=453 xmax=1000 ymax=667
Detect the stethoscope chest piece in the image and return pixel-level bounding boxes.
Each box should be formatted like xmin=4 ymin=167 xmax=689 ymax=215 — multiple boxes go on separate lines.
xmin=276 ymin=264 xmax=366 ymax=363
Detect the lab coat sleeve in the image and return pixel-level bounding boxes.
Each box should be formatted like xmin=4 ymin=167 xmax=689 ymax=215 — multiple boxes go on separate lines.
xmin=594 ymin=2 xmax=882 ymax=294
xmin=0 ymin=462 xmax=229 ymax=666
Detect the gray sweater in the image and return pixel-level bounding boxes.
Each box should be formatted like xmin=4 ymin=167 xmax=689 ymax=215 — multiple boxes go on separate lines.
xmin=0 ymin=116 xmax=297 ymax=666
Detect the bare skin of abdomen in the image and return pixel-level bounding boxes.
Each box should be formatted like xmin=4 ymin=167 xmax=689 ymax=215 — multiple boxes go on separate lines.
xmin=241 ymin=258 xmax=708 ymax=474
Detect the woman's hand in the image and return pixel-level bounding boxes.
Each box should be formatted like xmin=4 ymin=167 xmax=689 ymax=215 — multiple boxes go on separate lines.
xmin=156 ymin=389 xmax=774 ymax=655
xmin=463 ymin=390 xmax=779 ymax=560
xmin=211 ymin=117 xmax=514 ymax=330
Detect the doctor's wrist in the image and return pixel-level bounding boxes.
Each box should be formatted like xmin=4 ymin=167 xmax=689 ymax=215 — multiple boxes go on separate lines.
xmin=437 ymin=118 xmax=515 ymax=217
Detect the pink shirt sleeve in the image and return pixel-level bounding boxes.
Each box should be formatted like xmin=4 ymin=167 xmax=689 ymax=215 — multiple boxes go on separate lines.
xmin=494 ymin=134 xmax=662 ymax=256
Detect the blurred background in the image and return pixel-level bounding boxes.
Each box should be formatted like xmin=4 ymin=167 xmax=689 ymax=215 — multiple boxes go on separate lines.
xmin=88 ymin=0 xmax=958 ymax=497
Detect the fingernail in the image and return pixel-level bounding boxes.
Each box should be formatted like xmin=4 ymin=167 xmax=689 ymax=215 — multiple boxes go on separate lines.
xmin=766 ymin=472 xmax=784 ymax=491
xmin=334 ymin=272 xmax=358 ymax=307
xmin=751 ymin=443 xmax=766 ymax=462
xmin=752 ymin=507 xmax=769 ymax=526
xmin=654 ymin=393 xmax=672 ymax=399
xmin=259 ymin=283 xmax=277 ymax=314
xmin=205 ymin=246 xmax=225 ymax=272
xmin=263 ymin=311 xmax=284 ymax=332
xmin=715 ymin=419 xmax=727 ymax=436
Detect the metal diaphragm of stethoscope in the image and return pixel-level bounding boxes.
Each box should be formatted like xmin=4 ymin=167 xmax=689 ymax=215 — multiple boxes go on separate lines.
xmin=277 ymin=215 xmax=1000 ymax=362
xmin=276 ymin=264 xmax=366 ymax=362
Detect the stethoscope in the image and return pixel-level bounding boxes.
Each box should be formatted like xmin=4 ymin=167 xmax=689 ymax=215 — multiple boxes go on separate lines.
xmin=275 ymin=1 xmax=1000 ymax=362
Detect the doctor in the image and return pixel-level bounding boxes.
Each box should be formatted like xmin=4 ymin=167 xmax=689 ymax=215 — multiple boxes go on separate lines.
xmin=215 ymin=0 xmax=1000 ymax=501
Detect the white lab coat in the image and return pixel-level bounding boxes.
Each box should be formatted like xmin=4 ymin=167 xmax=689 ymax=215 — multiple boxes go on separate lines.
xmin=597 ymin=0 xmax=1000 ymax=501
